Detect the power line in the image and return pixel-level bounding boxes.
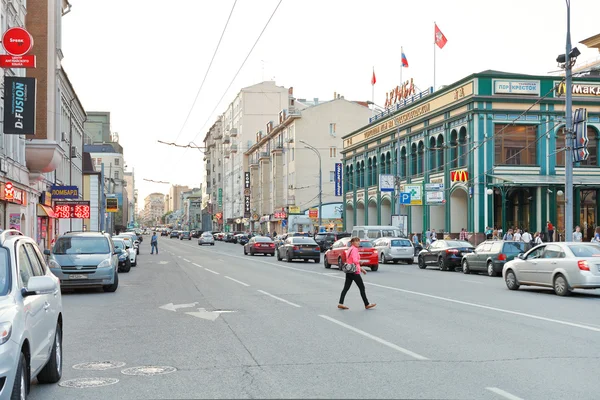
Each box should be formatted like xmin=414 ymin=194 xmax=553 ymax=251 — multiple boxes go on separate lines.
xmin=172 ymin=0 xmax=238 ymax=144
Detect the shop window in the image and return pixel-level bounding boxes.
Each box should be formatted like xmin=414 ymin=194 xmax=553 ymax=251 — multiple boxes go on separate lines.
xmin=494 ymin=124 xmax=537 ymax=166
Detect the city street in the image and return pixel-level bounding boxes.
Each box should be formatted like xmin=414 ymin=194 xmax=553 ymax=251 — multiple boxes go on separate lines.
xmin=29 ymin=238 xmax=600 ymax=400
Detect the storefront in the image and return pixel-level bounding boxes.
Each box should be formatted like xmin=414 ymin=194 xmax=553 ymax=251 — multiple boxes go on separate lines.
xmin=341 ymin=71 xmax=600 ymax=240
xmin=1 ymin=181 xmax=28 ymax=233
xmin=37 ymin=191 xmax=56 ymax=248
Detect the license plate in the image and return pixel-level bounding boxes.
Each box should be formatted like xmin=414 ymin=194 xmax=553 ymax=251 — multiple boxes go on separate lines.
xmin=69 ymin=274 xmax=87 ymax=279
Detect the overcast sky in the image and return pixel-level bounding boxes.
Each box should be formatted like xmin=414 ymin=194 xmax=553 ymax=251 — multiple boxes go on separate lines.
xmin=61 ymin=0 xmax=600 ymax=207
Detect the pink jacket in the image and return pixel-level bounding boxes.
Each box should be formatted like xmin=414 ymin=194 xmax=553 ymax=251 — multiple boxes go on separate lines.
xmin=345 ymin=245 xmax=361 ymax=274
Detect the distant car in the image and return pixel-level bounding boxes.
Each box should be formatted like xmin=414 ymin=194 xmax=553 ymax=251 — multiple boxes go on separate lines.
xmin=118 ymin=232 xmax=140 ymax=254
xmin=503 ymin=242 xmax=600 ymax=296
xmin=418 ymin=240 xmax=474 ymax=271
xmin=323 ymin=237 xmax=378 ymax=271
xmin=237 ymin=234 xmax=250 ymax=246
xmin=161 ymin=230 xmax=168 ymax=237
xmin=214 ymin=232 xmax=224 ymax=241
xmin=244 ymin=236 xmax=275 ymax=256
xmin=0 ymin=229 xmax=64 ymax=399
xmin=113 ymin=234 xmax=139 ymax=256
xmin=314 ymin=232 xmax=351 ymax=252
xmin=170 ymin=230 xmax=180 ymax=239
xmin=277 ymin=237 xmax=321 ymax=263
xmin=198 ymin=232 xmax=215 ymax=246
xmin=462 ymin=240 xmax=528 ymax=276
xmin=180 ymin=231 xmax=192 ymax=240
xmin=373 ymin=237 xmax=414 ymax=264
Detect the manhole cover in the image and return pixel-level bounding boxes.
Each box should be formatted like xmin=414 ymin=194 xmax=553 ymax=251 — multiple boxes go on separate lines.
xmin=121 ymin=366 xmax=177 ymax=376
xmin=73 ymin=361 xmax=126 ymax=371
xmin=59 ymin=378 xmax=119 ymax=388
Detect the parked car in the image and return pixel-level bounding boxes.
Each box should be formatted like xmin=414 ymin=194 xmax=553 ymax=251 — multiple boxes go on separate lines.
xmin=351 ymin=225 xmax=407 ymax=240
xmin=462 ymin=240 xmax=528 ymax=276
xmin=214 ymin=232 xmax=224 ymax=241
xmin=237 ymin=234 xmax=250 ymax=246
xmin=179 ymin=231 xmax=192 ymax=240
xmin=191 ymin=230 xmax=201 ymax=238
xmin=503 ymin=242 xmax=600 ymax=296
xmin=373 ymin=237 xmax=414 ymax=264
xmin=0 ymin=229 xmax=64 ymax=399
xmin=113 ymin=234 xmax=139 ymax=257
xmin=314 ymin=232 xmax=351 ymax=252
xmin=112 ymin=238 xmax=132 ymax=272
xmin=417 ymin=240 xmax=474 ymax=271
xmin=125 ymin=231 xmax=143 ymax=244
xmin=277 ymin=237 xmax=320 ymax=263
xmin=117 ymin=232 xmax=140 ymax=254
xmin=323 ymin=237 xmax=379 ymax=271
xmin=46 ymin=231 xmax=119 ymax=292
xmin=244 ymin=236 xmax=275 ymax=256
xmin=170 ymin=230 xmax=180 ymax=239
xmin=232 ymin=233 xmax=245 ymax=244
xmin=161 ymin=230 xmax=169 ymax=237
xmin=198 ymin=232 xmax=215 ymax=246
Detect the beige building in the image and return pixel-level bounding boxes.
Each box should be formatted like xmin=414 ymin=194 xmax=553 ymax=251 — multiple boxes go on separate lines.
xmin=168 ymin=185 xmax=190 ymax=212
xmin=142 ymin=193 xmax=166 ymax=226
xmin=245 ymin=95 xmax=371 ymax=233
xmin=203 ymin=119 xmax=224 ymax=231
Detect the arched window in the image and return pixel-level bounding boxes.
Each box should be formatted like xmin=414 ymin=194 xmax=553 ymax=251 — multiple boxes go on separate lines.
xmin=380 ymin=154 xmax=386 ymax=178
xmin=459 ymin=127 xmax=468 ymax=167
xmin=360 ymin=161 xmax=365 ymax=188
xmin=356 ymin=162 xmax=361 ymax=188
xmin=411 ymin=143 xmax=417 ymax=176
xmin=372 ymin=156 xmax=377 ymax=186
xmin=429 ymin=137 xmax=437 ymax=171
xmin=393 ymin=148 xmax=398 ymax=175
xmin=367 ymin=158 xmax=372 ymax=186
xmin=450 ymin=130 xmax=458 ymax=169
xmin=345 ymin=165 xmax=350 ymax=191
xmin=437 ymin=134 xmax=444 ymax=171
xmin=418 ymin=141 xmax=425 ymax=175
xmin=401 ymin=147 xmax=407 ymax=179
xmin=386 ymin=152 xmax=391 ymax=174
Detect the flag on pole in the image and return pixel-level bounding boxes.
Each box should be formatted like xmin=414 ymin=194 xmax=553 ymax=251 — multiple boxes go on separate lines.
xmin=434 ymin=24 xmax=448 ymax=49
xmin=401 ymin=47 xmax=409 ymax=67
xmin=371 ymin=68 xmax=376 ymax=85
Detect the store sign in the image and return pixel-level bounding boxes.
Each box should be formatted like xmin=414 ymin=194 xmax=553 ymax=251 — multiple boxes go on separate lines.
xmin=384 ymin=78 xmax=416 ymax=108
xmin=309 ymin=208 xmax=318 ymax=218
xmin=244 ymin=195 xmax=251 ymax=213
xmin=493 ymin=80 xmax=540 ymax=95
xmin=4 ymin=182 xmax=15 ymax=201
xmin=215 ymin=212 xmax=223 ymax=220
xmin=244 ymin=171 xmax=250 ymax=189
xmin=3 ymin=182 xmax=25 ymax=204
xmin=54 ymin=201 xmax=91 ymax=219
xmin=40 ymin=191 xmax=52 ymax=206
xmin=106 ymin=197 xmax=118 ymax=212
xmin=289 ymin=206 xmax=300 ymax=214
xmin=556 ymin=81 xmax=600 ymax=97
xmin=218 ymin=188 xmax=223 ymax=207
xmin=334 ymin=163 xmax=342 ymax=196
xmin=50 ymin=185 xmax=79 ymax=199
xmin=450 ymin=170 xmax=469 ymax=182
xmin=426 ymin=191 xmax=445 ymax=205
xmin=274 ymin=212 xmax=287 ymax=219
xmin=2 ymin=27 xmax=34 ymax=56
xmin=402 ymin=185 xmax=422 ymax=206
xmin=3 ymin=76 xmax=36 ymax=135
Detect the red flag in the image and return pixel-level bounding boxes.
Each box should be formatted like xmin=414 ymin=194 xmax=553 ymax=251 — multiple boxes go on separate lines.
xmin=371 ymin=68 xmax=376 ymax=85
xmin=434 ymin=24 xmax=447 ymax=49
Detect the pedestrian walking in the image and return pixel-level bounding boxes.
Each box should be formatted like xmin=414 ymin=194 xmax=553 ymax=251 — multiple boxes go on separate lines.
xmin=338 ymin=237 xmax=376 ymax=310
xmin=534 ymin=232 xmax=543 ymax=245
xmin=151 ymin=231 xmax=159 ymax=254
xmin=521 ymin=229 xmax=533 ymax=246
xmin=573 ymin=226 xmax=582 ymax=242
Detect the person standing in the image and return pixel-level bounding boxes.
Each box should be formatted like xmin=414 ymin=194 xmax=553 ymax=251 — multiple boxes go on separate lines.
xmin=573 ymin=226 xmax=583 ymax=242
xmin=521 ymin=229 xmax=533 ymax=246
xmin=513 ymin=229 xmax=522 ymax=242
xmin=534 ymin=232 xmax=543 ymax=245
xmin=503 ymin=229 xmax=513 ymax=241
xmin=459 ymin=228 xmax=467 ymax=241
xmin=431 ymin=229 xmax=437 ymax=242
xmin=338 ymin=237 xmax=376 ymax=310
xmin=151 ymin=231 xmax=159 ymax=255
xmin=547 ymin=221 xmax=554 ymax=242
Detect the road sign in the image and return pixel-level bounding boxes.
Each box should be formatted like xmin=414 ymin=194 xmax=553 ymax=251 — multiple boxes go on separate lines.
xmin=425 ymin=183 xmax=444 ymax=191
xmin=399 ymin=192 xmax=411 ymax=205
xmin=282 ymin=220 xmax=287 ymax=228
xmin=403 ymin=185 xmax=422 ymax=205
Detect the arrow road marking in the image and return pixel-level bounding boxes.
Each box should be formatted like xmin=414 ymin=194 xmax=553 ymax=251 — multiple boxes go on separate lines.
xmin=185 ymin=308 xmax=237 ymax=321
xmin=159 ymin=302 xmax=199 ymax=312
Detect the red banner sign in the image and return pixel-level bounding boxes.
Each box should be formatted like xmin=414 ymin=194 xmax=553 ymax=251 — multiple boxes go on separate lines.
xmin=0 ymin=55 xmax=36 ymax=68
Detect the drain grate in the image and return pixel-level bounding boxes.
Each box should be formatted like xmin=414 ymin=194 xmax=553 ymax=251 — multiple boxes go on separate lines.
xmin=73 ymin=361 xmax=126 ymax=371
xmin=59 ymin=377 xmax=119 ymax=388
xmin=121 ymin=366 xmax=177 ymax=376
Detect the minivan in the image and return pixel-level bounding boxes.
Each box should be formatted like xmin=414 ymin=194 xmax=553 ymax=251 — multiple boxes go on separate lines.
xmin=351 ymin=225 xmax=406 ymax=241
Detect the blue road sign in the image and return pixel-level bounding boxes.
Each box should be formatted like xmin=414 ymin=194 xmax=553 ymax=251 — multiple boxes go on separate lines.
xmin=282 ymin=219 xmax=287 ymax=228
xmin=400 ymin=192 xmax=411 ymax=205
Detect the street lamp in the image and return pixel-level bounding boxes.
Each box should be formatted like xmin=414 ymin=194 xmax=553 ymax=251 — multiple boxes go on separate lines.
xmin=299 ymin=140 xmax=322 ymax=229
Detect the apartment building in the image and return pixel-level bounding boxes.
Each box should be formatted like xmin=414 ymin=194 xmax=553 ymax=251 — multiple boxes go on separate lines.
xmin=168 ymin=184 xmax=190 ymax=213
xmin=203 ymin=118 xmax=224 ymax=231
xmin=142 ymin=193 xmax=166 ymax=226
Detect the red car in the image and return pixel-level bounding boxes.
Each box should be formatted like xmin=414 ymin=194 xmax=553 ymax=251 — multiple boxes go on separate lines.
xmin=244 ymin=236 xmax=275 ymax=256
xmin=324 ymin=238 xmax=379 ymax=271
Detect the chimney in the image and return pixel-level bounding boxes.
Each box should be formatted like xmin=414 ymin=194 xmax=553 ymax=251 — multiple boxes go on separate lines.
xmin=333 ymin=91 xmax=337 ymax=99
xmin=337 ymin=94 xmax=341 ymax=99
xmin=314 ymin=98 xmax=318 ymax=105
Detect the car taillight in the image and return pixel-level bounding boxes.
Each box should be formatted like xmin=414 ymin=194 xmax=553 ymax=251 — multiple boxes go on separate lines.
xmin=498 ymin=253 xmax=507 ymax=261
xmin=254 ymin=243 xmax=261 ymax=248
xmin=446 ymin=249 xmax=459 ymax=254
xmin=293 ymin=246 xmax=299 ymax=250
xmin=578 ymin=260 xmax=590 ymax=271
xmin=269 ymin=243 xmax=275 ymax=247
xmin=373 ymin=249 xmax=378 ymax=254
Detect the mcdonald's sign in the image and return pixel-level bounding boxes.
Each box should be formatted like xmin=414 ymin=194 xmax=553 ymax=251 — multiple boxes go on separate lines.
xmin=451 ymin=169 xmax=469 ymax=182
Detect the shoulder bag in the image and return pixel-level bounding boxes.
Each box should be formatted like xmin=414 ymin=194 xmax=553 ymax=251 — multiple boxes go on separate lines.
xmin=341 ymin=247 xmax=357 ymax=274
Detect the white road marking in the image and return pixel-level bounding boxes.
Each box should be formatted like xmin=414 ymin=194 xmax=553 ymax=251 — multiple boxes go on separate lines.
xmin=204 ymin=268 xmax=220 ymax=275
xmin=257 ymin=289 xmax=301 ymax=308
xmin=486 ymin=387 xmax=524 ymax=400
xmin=178 ymin=256 xmax=182 ymax=258
xmin=319 ymin=315 xmax=428 ymax=361
xmin=462 ymin=280 xmax=484 ymax=284
xmin=183 ymin=258 xmax=190 ymax=263
xmin=192 ymin=263 xmax=203 ymax=268
xmin=218 ymin=258 xmax=225 ymax=262
xmin=225 ymin=276 xmax=250 ymax=287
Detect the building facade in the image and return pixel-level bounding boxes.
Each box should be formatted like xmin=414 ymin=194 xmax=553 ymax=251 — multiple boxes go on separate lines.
xmin=142 ymin=193 xmax=165 ymax=226
xmin=168 ymin=184 xmax=189 ymax=213
xmin=182 ymin=188 xmax=202 ymax=231
xmin=123 ymin=170 xmax=137 ymax=228
xmin=84 ymin=111 xmax=111 ymax=144
xmin=203 ymin=118 xmax=224 ymax=232
xmin=341 ymin=70 xmax=600 ymax=242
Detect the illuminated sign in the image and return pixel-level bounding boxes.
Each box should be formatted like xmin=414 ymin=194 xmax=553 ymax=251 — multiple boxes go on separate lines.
xmin=4 ymin=182 xmax=14 ymax=200
xmin=3 ymin=182 xmax=25 ymax=204
xmin=289 ymin=206 xmax=300 ymax=214
xmin=50 ymin=185 xmax=79 ymax=199
xmin=556 ymin=82 xmax=600 ymax=97
xmin=451 ymin=170 xmax=469 ymax=182
xmin=54 ymin=201 xmax=91 ymax=219
xmin=106 ymin=197 xmax=118 ymax=212
xmin=384 ymin=78 xmax=416 ymax=108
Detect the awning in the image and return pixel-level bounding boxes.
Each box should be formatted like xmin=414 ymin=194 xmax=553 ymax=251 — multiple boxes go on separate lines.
xmin=37 ymin=204 xmax=56 ymax=218
xmin=490 ymin=174 xmax=600 ymax=186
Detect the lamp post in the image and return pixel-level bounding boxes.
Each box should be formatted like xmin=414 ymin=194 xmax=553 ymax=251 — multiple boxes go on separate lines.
xmin=564 ymin=0 xmax=574 ymax=241
xmin=300 ymin=140 xmax=322 ymax=229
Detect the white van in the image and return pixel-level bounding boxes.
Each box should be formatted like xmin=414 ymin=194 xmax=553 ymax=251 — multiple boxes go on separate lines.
xmin=351 ymin=225 xmax=406 ymax=241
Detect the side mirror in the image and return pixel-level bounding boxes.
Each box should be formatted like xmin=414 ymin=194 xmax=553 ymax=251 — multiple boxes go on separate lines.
xmin=43 ymin=249 xmax=51 ymax=256
xmin=22 ymin=276 xmax=56 ymax=297
xmin=517 ymin=253 xmax=525 ymax=260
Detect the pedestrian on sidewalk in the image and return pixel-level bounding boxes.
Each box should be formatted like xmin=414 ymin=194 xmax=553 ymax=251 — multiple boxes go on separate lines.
xmin=151 ymin=231 xmax=159 ymax=255
xmin=338 ymin=237 xmax=376 ymax=310
xmin=573 ymin=226 xmax=582 ymax=242
xmin=547 ymin=221 xmax=554 ymax=242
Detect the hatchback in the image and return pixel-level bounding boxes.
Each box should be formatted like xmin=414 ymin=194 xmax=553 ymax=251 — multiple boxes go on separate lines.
xmin=0 ymin=230 xmax=63 ymax=399
xmin=462 ymin=240 xmax=528 ymax=276
xmin=503 ymin=242 xmax=600 ymax=296
xmin=373 ymin=237 xmax=414 ymax=264
xmin=324 ymin=238 xmax=379 ymax=271
xmin=198 ymin=232 xmax=215 ymax=246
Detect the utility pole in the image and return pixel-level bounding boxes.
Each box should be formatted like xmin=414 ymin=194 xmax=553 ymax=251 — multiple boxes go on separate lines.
xmin=564 ymin=0 xmax=574 ymax=241
xmin=300 ymin=140 xmax=322 ymax=229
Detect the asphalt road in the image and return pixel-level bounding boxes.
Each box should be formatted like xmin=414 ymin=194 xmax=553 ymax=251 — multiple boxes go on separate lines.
xmin=28 ymin=237 xmax=600 ymax=399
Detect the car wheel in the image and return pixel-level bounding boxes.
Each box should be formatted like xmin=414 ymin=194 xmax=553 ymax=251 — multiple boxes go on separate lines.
xmin=324 ymin=257 xmax=331 ymax=268
xmin=380 ymin=253 xmax=386 ymax=264
xmin=406 ymin=259 xmax=413 ymax=265
xmin=553 ymin=274 xmax=571 ymax=296
xmin=211 ymin=243 xmax=215 ymax=246
xmin=277 ymin=250 xmax=282 ymax=261
xmin=487 ymin=261 xmax=498 ymax=277
xmin=505 ymin=269 xmax=520 ymax=290
xmin=438 ymin=258 xmax=447 ymax=271
xmin=11 ymin=352 xmax=27 ymax=400
xmin=131 ymin=259 xmax=137 ymax=267
xmin=304 ymin=259 xmax=309 ymax=263
xmin=371 ymin=265 xmax=378 ymax=272
xmin=103 ymin=272 xmax=119 ymax=292
xmin=122 ymin=259 xmax=131 ymax=273
xmin=286 ymin=252 xmax=292 ymax=263
xmin=418 ymin=256 xmax=426 ymax=269
xmin=37 ymin=323 xmax=62 ymax=383
xmin=462 ymin=259 xmax=471 ymax=274
xmin=313 ymin=258 xmax=320 ymax=263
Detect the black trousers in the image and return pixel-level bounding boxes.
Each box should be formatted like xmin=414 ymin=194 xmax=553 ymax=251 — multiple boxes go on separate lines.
xmin=339 ymin=273 xmax=369 ymax=306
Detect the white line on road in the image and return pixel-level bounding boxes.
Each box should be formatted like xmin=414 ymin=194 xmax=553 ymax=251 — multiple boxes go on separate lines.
xmin=462 ymin=280 xmax=484 ymax=284
xmin=192 ymin=263 xmax=203 ymax=268
xmin=225 ymin=276 xmax=250 ymax=287
xmin=204 ymin=268 xmax=220 ymax=275
xmin=257 ymin=289 xmax=301 ymax=307
xmin=319 ymin=315 xmax=428 ymax=361
xmin=218 ymin=258 xmax=225 ymax=262
xmin=486 ymin=387 xmax=524 ymax=400
xmin=183 ymin=258 xmax=190 ymax=263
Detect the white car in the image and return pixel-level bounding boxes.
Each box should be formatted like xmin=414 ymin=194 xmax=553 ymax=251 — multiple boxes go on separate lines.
xmin=0 ymin=230 xmax=63 ymax=399
xmin=198 ymin=232 xmax=215 ymax=246
xmin=114 ymin=235 xmax=138 ymax=261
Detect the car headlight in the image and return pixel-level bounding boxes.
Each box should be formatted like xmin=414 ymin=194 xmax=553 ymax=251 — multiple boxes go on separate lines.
xmin=49 ymin=259 xmax=61 ymax=269
xmin=0 ymin=322 xmax=12 ymax=345
xmin=98 ymin=258 xmax=112 ymax=268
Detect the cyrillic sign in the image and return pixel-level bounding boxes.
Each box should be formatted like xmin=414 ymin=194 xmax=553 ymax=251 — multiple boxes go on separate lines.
xmin=493 ymin=80 xmax=540 ymax=96
xmin=334 ymin=163 xmax=342 ymax=196
xmin=50 ymin=185 xmax=79 ymax=199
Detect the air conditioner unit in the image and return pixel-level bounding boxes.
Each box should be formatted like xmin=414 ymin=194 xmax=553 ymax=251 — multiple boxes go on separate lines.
xmin=61 ymin=132 xmax=69 ymax=143
xmin=70 ymin=146 xmax=77 ymax=158
xmin=288 ymin=185 xmax=294 ymax=189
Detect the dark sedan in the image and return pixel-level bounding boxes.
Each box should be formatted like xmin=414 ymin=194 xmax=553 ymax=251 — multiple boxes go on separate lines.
xmin=418 ymin=240 xmax=474 ymax=271
xmin=244 ymin=236 xmax=275 ymax=256
xmin=277 ymin=237 xmax=321 ymax=263
xmin=179 ymin=231 xmax=192 ymax=240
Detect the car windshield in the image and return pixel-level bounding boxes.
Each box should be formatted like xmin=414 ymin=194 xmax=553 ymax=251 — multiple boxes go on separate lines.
xmin=113 ymin=240 xmax=125 ymax=250
xmin=503 ymin=242 xmax=526 ymax=254
xmin=255 ymin=237 xmax=273 ymax=242
xmin=315 ymin=234 xmax=328 ymax=240
xmin=391 ymin=239 xmax=412 ymax=247
xmin=0 ymin=248 xmax=9 ymax=296
xmin=568 ymin=244 xmax=600 ymax=257
xmin=293 ymin=238 xmax=317 ymax=244
xmin=359 ymin=241 xmax=373 ymax=248
xmin=202 ymin=232 xmax=212 ymax=237
xmin=53 ymin=237 xmax=110 ymax=255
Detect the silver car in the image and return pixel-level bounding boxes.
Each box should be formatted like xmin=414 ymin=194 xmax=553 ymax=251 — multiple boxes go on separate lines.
xmin=198 ymin=232 xmax=215 ymax=246
xmin=503 ymin=242 xmax=600 ymax=296
xmin=373 ymin=237 xmax=414 ymax=264
xmin=0 ymin=230 xmax=63 ymax=399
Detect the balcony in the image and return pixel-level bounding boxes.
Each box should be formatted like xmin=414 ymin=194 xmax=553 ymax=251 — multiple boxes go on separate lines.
xmin=230 ymin=128 xmax=238 ymax=137
xmin=259 ymin=152 xmax=270 ymax=160
xmin=223 ymin=134 xmax=231 ymax=144
xmin=213 ymin=130 xmax=223 ymax=139
xmin=224 ymin=150 xmax=231 ymax=159
xmin=230 ymin=143 xmax=238 ymax=153
xmin=288 ymin=107 xmax=300 ymax=116
xmin=271 ymin=143 xmax=283 ymax=153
